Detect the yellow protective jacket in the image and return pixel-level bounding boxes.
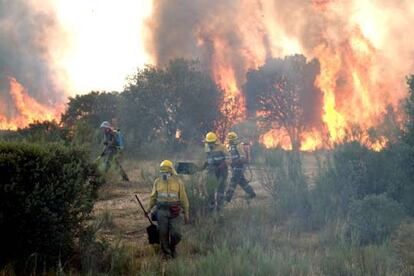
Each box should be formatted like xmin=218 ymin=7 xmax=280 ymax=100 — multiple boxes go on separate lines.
xmin=148 ymin=175 xmax=189 ymax=215
xmin=204 ymin=142 xmax=230 ymax=167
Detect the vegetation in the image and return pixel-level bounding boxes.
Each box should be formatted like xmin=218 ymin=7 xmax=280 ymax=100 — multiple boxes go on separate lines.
xmin=0 ymin=142 xmax=104 ymax=272
xmin=244 ymin=54 xmax=323 ymax=153
xmin=0 ymin=66 xmax=413 ymax=275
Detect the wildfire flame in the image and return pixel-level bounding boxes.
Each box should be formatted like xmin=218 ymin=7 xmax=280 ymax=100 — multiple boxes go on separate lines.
xmin=145 ymin=0 xmax=414 ymax=151
xmin=0 ymin=77 xmax=64 ymax=130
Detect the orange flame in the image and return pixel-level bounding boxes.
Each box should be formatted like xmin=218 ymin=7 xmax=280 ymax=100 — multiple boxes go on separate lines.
xmin=260 ymin=129 xmax=323 ymax=152
xmin=0 ymin=77 xmax=64 ymax=130
xmin=217 ymin=6 xmax=399 ymax=151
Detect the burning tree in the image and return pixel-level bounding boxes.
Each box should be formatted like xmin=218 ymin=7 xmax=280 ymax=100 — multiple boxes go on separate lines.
xmin=244 ymin=54 xmax=323 ymax=153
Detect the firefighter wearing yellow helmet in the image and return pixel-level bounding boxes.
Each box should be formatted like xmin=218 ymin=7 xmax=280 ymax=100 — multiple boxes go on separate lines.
xmin=225 ymin=131 xmax=256 ymax=202
xmin=203 ymin=132 xmax=230 ymax=212
xmin=147 ymin=160 xmax=189 ymax=259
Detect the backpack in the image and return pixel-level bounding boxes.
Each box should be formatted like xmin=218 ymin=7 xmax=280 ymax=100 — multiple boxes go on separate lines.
xmin=114 ymin=130 xmax=125 ymax=150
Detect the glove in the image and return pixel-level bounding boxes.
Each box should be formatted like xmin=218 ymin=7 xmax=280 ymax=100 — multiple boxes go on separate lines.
xmin=145 ymin=209 xmax=151 ymax=218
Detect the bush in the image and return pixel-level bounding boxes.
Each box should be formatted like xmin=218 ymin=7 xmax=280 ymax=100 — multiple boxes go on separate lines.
xmin=347 ymin=194 xmax=406 ymax=245
xmin=392 ymin=222 xmax=414 ymax=274
xmin=259 ymin=149 xmax=310 ymax=220
xmin=0 ymin=142 xmax=104 ymax=270
xmin=311 ymin=142 xmax=396 ymax=225
xmin=1 ymin=121 xmax=69 ymax=144
xmin=384 ymin=143 xmax=414 ymax=216
xmin=184 ymin=174 xmax=210 ymax=220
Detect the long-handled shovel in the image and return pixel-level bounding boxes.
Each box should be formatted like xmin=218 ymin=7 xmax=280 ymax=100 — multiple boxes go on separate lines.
xmin=134 ymin=194 xmax=159 ymax=244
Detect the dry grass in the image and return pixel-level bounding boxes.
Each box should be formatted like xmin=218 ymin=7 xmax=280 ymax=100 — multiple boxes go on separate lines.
xmin=83 ymin=155 xmax=410 ymax=275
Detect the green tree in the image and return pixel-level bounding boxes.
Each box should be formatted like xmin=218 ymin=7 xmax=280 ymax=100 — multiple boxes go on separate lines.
xmin=61 ymin=91 xmax=120 ymax=129
xmin=404 ymin=75 xmax=414 ymax=145
xmin=121 ymin=59 xmax=222 ymax=147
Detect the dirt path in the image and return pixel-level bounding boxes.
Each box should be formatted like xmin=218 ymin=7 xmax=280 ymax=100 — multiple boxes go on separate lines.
xmin=94 ymin=171 xmax=265 ymax=246
xmin=92 ymin=156 xmax=320 ymax=246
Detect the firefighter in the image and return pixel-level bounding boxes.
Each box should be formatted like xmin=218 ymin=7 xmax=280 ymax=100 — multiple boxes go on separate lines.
xmin=225 ymin=131 xmax=256 ymax=202
xmin=203 ymin=132 xmax=230 ymax=212
xmin=99 ymin=121 xmax=129 ymax=181
xmin=147 ymin=160 xmax=189 ymax=259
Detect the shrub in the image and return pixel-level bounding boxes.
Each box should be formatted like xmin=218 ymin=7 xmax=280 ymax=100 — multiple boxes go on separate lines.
xmin=392 ymin=222 xmax=414 ymax=274
xmin=184 ymin=173 xmax=210 ymax=220
xmin=0 ymin=142 xmax=104 ymax=270
xmin=347 ymin=194 xmax=406 ymax=245
xmin=384 ymin=143 xmax=414 ymax=216
xmin=311 ymin=142 xmax=397 ymax=226
xmin=259 ymin=149 xmax=310 ymax=220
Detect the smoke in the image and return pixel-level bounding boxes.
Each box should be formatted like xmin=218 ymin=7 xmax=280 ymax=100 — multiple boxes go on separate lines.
xmin=145 ymin=0 xmax=414 ymax=145
xmin=0 ymin=0 xmax=67 ymax=118
xmin=145 ymin=0 xmax=270 ymax=88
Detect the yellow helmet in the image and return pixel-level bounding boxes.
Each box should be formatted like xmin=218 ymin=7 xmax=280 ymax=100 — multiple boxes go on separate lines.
xmin=160 ymin=160 xmax=174 ymax=173
xmin=205 ymin=132 xmax=217 ymax=143
xmin=227 ymin=131 xmax=238 ymax=141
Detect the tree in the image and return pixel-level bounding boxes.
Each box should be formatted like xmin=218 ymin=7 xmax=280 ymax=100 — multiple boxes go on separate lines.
xmin=404 ymin=75 xmax=414 ymax=146
xmin=121 ymin=59 xmax=222 ymax=147
xmin=61 ymin=91 xmax=120 ymax=129
xmin=244 ymin=55 xmax=323 ymax=153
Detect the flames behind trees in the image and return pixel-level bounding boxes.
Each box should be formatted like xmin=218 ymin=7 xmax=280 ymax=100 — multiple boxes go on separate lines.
xmin=0 ymin=77 xmax=64 ymax=130
xmin=0 ymin=0 xmax=68 ymax=130
xmin=244 ymin=55 xmax=323 ymax=151
xmin=145 ymin=0 xmax=414 ymax=150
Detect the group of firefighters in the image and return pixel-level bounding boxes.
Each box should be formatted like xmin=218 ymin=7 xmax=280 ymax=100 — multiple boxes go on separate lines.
xmin=99 ymin=121 xmax=256 ymax=259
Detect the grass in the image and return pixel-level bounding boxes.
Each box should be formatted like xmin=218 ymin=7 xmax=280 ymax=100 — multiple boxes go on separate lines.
xmin=80 ymin=153 xmax=413 ymax=275
xmin=3 ymin=153 xmax=412 ymax=275
xmin=84 ymin=201 xmax=406 ymax=276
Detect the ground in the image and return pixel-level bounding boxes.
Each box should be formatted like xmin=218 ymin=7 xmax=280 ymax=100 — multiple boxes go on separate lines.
xmin=89 ymin=153 xmax=410 ymax=275
xmin=93 ymin=153 xmax=319 ymax=251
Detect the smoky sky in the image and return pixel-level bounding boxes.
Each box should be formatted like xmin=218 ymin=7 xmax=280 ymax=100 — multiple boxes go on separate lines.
xmin=145 ymin=0 xmax=414 ymax=133
xmin=145 ymin=0 xmax=324 ymax=128
xmin=0 ymin=0 xmax=65 ymax=115
xmin=145 ymin=0 xmax=272 ymax=86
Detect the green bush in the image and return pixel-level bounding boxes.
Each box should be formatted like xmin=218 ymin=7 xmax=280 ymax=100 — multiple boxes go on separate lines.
xmin=259 ymin=149 xmax=311 ymax=221
xmin=384 ymin=143 xmax=414 ymax=216
xmin=0 ymin=142 xmax=104 ymax=270
xmin=312 ymin=141 xmax=414 ymax=228
xmin=347 ymin=194 xmax=406 ymax=245
xmin=1 ymin=121 xmax=69 ymax=144
xmin=392 ymin=222 xmax=414 ymax=274
xmin=311 ymin=142 xmax=394 ymax=225
xmin=184 ymin=174 xmax=210 ymax=220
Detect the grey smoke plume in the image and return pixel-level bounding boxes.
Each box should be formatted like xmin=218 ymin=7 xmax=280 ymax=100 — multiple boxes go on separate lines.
xmin=0 ymin=0 xmax=65 ymax=117
xmin=145 ymin=0 xmax=414 ymax=135
xmin=145 ymin=0 xmax=272 ymax=87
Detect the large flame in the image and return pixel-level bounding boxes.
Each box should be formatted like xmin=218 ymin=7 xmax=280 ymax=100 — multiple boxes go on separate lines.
xmin=145 ymin=0 xmax=414 ymax=151
xmin=0 ymin=77 xmax=64 ymax=130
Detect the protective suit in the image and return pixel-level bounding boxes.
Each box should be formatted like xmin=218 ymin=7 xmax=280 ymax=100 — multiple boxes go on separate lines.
xmin=204 ymin=132 xmax=229 ymax=212
xmin=148 ymin=160 xmax=189 ymax=258
xmin=226 ymin=132 xmax=256 ymax=202
xmin=99 ymin=121 xmax=129 ymax=181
